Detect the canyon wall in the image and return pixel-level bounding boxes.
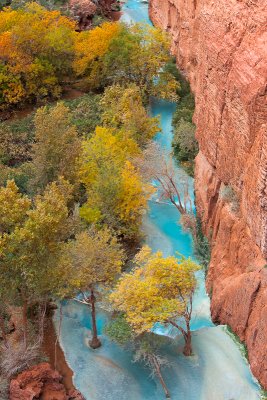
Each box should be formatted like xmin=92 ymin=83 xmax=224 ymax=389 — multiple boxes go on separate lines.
xmin=149 ymin=0 xmax=267 ymax=388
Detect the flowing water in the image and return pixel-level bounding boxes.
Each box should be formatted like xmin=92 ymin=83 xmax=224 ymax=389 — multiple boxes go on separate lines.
xmin=55 ymin=2 xmax=262 ymax=399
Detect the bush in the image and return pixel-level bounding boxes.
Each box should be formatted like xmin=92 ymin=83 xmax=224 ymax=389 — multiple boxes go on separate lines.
xmin=172 ymin=119 xmax=198 ymax=177
xmin=0 ymin=341 xmax=40 ymax=378
xmin=172 ymin=93 xmax=195 ymax=126
xmin=194 ymin=216 xmax=211 ymax=273
xmin=171 ymin=66 xmax=197 ymax=177
xmin=219 ymin=184 xmax=239 ymax=213
xmin=104 ymin=314 xmax=133 ymax=345
xmin=0 ymin=117 xmax=34 ymax=167
xmin=65 ymin=94 xmax=102 ymax=137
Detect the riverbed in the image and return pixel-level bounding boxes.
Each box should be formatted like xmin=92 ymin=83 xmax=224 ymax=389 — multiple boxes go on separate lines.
xmin=54 ymin=1 xmax=262 ymax=399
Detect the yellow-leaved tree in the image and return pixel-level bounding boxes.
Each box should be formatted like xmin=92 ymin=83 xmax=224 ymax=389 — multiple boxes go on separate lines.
xmin=110 ymin=246 xmax=199 ymax=356
xmin=73 ymin=21 xmax=121 ymax=89
xmin=0 ymin=3 xmax=76 ymax=108
xmin=0 ymin=178 xmax=75 ymax=348
xmin=79 ymin=126 xmax=153 ymax=238
xmin=0 ymin=179 xmax=31 ymax=234
xmin=100 ymin=84 xmax=160 ymax=147
xmin=31 ymin=103 xmax=81 ymax=192
xmin=73 ymin=21 xmax=179 ymax=100
xmin=62 ymin=228 xmax=125 ymax=349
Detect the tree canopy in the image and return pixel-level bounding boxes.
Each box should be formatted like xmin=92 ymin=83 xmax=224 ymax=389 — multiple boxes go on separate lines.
xmin=110 ymin=246 xmax=199 ymax=355
xmin=80 ymin=126 xmax=153 ymax=238
xmin=0 ymin=3 xmax=76 ymax=107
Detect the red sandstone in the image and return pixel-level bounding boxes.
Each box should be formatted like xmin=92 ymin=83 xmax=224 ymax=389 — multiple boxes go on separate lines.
xmin=9 ymin=363 xmax=84 ymax=400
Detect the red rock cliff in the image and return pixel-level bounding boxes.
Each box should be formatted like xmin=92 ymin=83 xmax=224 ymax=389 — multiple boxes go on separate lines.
xmin=149 ymin=0 xmax=267 ymax=388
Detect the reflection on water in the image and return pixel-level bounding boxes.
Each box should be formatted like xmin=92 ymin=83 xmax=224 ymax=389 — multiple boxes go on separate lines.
xmin=55 ymin=1 xmax=261 ymax=399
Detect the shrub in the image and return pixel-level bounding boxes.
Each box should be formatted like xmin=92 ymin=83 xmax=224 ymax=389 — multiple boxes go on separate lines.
xmin=219 ymin=184 xmax=240 ymax=213
xmin=194 ymin=216 xmax=211 ymax=273
xmin=65 ymin=94 xmax=102 ymax=137
xmin=0 ymin=341 xmax=40 ymax=378
xmin=171 ymin=66 xmax=197 ymax=177
xmin=172 ymin=119 xmax=198 ymax=177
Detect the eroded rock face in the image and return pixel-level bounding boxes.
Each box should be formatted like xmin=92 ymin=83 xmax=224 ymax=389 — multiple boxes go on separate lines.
xmin=149 ymin=0 xmax=267 ymax=388
xmin=9 ymin=363 xmax=84 ymax=400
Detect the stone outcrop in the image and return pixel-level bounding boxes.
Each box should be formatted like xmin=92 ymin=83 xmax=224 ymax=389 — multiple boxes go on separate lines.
xmin=69 ymin=0 xmax=97 ymax=30
xmin=149 ymin=0 xmax=267 ymax=389
xmin=69 ymin=0 xmax=119 ymax=30
xmin=9 ymin=363 xmax=84 ymax=400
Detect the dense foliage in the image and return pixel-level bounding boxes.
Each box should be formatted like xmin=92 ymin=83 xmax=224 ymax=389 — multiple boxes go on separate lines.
xmin=0 ymin=3 xmax=76 ymax=107
xmin=110 ymin=246 xmax=199 ymax=355
xmin=172 ymin=73 xmax=198 ymax=177
xmin=0 ymin=5 xmax=178 ymax=109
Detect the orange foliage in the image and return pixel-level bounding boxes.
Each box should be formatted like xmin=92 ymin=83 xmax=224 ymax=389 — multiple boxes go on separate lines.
xmin=0 ymin=4 xmax=76 ymax=108
xmin=74 ymin=22 xmax=121 ymax=76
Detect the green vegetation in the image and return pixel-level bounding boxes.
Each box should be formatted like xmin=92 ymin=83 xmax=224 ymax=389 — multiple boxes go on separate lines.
xmin=105 ymin=313 xmax=134 ymax=345
xmin=66 ymin=94 xmax=102 ymax=137
xmin=225 ymin=325 xmax=248 ymax=361
xmin=169 ymin=61 xmax=198 ymax=177
xmin=105 ymin=314 xmax=172 ymax=398
xmin=194 ymin=216 xmax=211 ymax=273
xmin=220 ymin=184 xmax=240 ymax=213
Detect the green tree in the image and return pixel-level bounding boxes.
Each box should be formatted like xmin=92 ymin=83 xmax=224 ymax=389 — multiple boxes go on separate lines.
xmin=172 ymin=119 xmax=198 ymax=177
xmin=101 ymin=84 xmax=160 ymax=147
xmin=63 ymin=228 xmax=125 ymax=348
xmin=0 ymin=179 xmax=74 ymax=346
xmin=102 ymin=24 xmax=179 ymax=101
xmin=106 ymin=314 xmax=171 ymax=398
xmin=110 ymin=246 xmax=199 ymax=356
xmin=66 ymin=93 xmax=102 ymax=137
xmin=31 ymin=103 xmax=81 ymax=191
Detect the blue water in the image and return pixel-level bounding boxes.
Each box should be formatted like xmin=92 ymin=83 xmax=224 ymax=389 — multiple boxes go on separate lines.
xmin=54 ymin=1 xmax=261 ymax=399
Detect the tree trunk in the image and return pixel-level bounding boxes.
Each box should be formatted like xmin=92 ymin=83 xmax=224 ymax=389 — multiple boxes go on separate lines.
xmin=183 ymin=330 xmax=192 ymax=356
xmin=89 ymin=289 xmax=101 ymax=349
xmin=169 ymin=319 xmax=193 ymax=356
xmin=22 ymin=299 xmax=28 ymax=348
xmin=152 ymin=355 xmax=171 ymax=398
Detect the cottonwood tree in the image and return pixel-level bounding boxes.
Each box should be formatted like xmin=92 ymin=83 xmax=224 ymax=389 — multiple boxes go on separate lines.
xmin=100 ymin=84 xmax=160 ymax=147
xmin=0 ymin=179 xmax=74 ymax=348
xmin=0 ymin=3 xmax=76 ymax=108
xmin=31 ymin=103 xmax=81 ymax=192
xmin=0 ymin=179 xmax=31 ymax=234
xmin=110 ymin=246 xmax=199 ymax=356
xmin=63 ymin=228 xmax=125 ymax=348
xmin=106 ymin=314 xmax=172 ymax=398
xmin=74 ymin=22 xmax=179 ymax=100
xmin=101 ymin=23 xmax=179 ymax=101
xmin=80 ymin=126 xmax=153 ymax=238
